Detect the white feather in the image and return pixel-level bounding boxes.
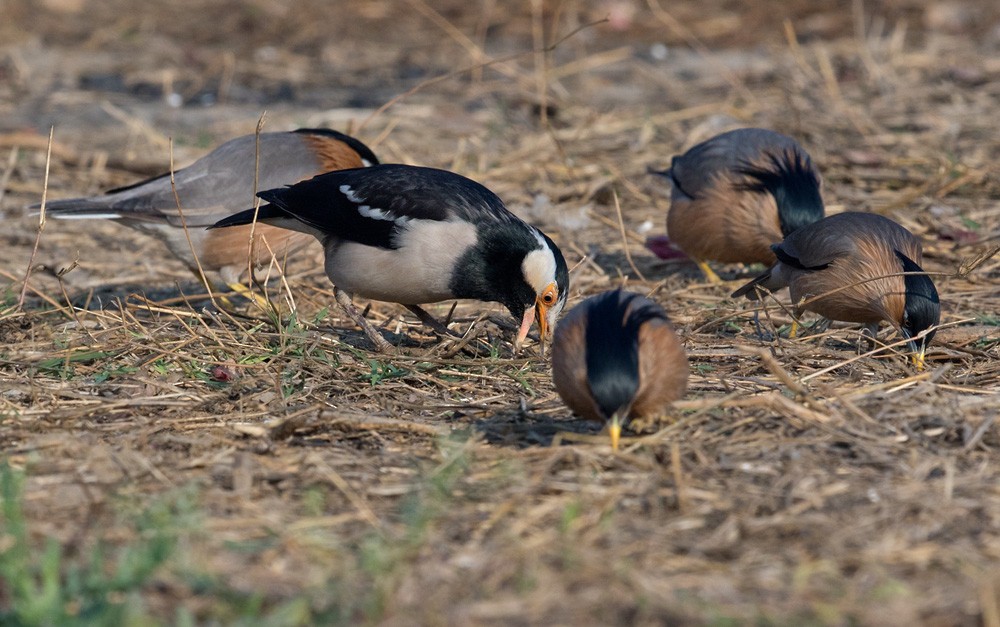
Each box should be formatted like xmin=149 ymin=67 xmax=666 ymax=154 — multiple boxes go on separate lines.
xmin=49 ymin=213 xmax=123 ymax=220
xmin=357 ymin=204 xmax=394 ymax=222
xmin=339 ymin=184 xmax=364 ymax=203
xmin=521 ymin=234 xmax=557 ymax=293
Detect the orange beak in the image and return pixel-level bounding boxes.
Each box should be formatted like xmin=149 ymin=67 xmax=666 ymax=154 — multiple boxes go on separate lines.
xmin=513 ymin=298 xmax=552 ymax=353
xmin=609 ymin=413 xmax=623 ymax=451
xmin=514 ymin=304 xmax=536 ymax=352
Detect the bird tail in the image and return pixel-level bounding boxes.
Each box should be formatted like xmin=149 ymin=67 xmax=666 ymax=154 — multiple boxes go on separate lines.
xmin=209 ymin=203 xmax=289 ymax=229
xmin=731 ymin=269 xmax=775 ymax=301
xmin=31 ymin=198 xmax=123 ymax=220
xmin=734 ymin=150 xmax=823 ymax=237
xmin=646 ymin=165 xmax=672 ymax=179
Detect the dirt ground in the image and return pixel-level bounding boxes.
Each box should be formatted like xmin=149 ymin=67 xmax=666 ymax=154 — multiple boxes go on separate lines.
xmin=2 ymin=0 xmax=1000 ymax=624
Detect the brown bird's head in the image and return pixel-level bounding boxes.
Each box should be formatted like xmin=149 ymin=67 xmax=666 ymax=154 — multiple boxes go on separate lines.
xmin=736 ymin=149 xmax=824 ymax=237
xmin=896 ymin=250 xmax=940 ymax=369
xmin=553 ymin=290 xmax=678 ymax=449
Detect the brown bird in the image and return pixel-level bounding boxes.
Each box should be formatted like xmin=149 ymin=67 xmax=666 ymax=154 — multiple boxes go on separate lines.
xmin=648 ymin=128 xmax=825 ymax=282
xmin=731 ymin=211 xmax=940 ymax=368
xmin=40 ymin=128 xmax=378 ymax=300
xmin=551 ymin=289 xmax=689 ymax=450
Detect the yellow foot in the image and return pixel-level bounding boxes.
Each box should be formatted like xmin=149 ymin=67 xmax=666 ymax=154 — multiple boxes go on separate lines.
xmin=227 ymin=282 xmax=273 ymax=310
xmin=696 ymin=260 xmax=724 ymax=284
xmin=788 ymin=319 xmax=799 ymax=339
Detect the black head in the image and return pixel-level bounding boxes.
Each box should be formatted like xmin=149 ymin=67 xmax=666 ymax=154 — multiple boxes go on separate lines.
xmin=583 ymin=290 xmax=668 ymax=421
xmin=450 ymin=225 xmax=569 ymax=345
xmin=896 ymin=251 xmax=940 ymax=354
xmin=736 ymin=149 xmax=824 ymax=237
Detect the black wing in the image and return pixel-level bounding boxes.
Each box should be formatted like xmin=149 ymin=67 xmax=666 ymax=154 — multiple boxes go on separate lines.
xmin=254 ymin=164 xmax=517 ymax=249
xmin=668 ymin=128 xmax=806 ymax=200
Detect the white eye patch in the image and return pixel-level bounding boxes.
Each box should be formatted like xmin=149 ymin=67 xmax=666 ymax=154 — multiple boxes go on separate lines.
xmin=522 ymin=245 xmax=557 ymax=293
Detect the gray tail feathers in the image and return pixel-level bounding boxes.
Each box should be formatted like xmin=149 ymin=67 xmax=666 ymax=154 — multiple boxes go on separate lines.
xmin=731 ymin=271 xmax=774 ymax=301
xmin=31 ymin=198 xmax=117 ymax=216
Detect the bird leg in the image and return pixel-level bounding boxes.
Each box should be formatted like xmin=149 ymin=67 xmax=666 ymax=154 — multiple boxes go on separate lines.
xmin=860 ymin=323 xmax=880 ymax=354
xmin=404 ymin=304 xmax=461 ymax=338
xmin=811 ymin=317 xmax=833 ymax=333
xmin=696 ymin=260 xmax=724 ymax=285
xmin=334 ymin=288 xmax=395 ymax=353
xmin=751 ymin=310 xmax=774 ymax=342
xmin=227 ymin=281 xmax=274 ymax=311
xmin=788 ymin=318 xmax=799 ymax=339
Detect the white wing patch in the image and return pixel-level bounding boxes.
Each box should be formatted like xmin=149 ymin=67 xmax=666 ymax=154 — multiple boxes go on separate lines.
xmin=357 ymin=204 xmax=395 ymax=222
xmin=339 ymin=184 xmax=364 ymax=203
xmin=341 ymin=184 xmax=395 ymax=222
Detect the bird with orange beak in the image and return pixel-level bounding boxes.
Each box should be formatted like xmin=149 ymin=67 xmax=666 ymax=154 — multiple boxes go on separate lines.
xmin=731 ymin=212 xmax=940 ymax=369
xmin=39 ymin=129 xmax=379 ymax=301
xmin=648 ymin=128 xmax=825 ymax=282
xmin=212 ymin=164 xmax=569 ymax=352
xmin=551 ymin=290 xmax=689 ymax=450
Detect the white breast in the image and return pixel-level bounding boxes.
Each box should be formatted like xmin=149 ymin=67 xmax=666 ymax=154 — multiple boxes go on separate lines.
xmin=325 ymin=219 xmax=478 ymax=305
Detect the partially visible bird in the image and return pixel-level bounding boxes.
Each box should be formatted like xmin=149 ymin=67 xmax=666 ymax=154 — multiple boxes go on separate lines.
xmin=211 ymin=164 xmax=570 ymax=353
xmin=551 ymin=289 xmax=689 ymax=450
xmin=648 ymin=128 xmax=825 ymax=282
xmin=731 ymin=212 xmax=940 ymax=369
xmin=39 ymin=128 xmax=379 ymax=300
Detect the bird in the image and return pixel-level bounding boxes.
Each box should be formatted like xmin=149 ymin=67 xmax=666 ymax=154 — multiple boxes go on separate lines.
xmin=550 ymin=289 xmax=689 ymax=450
xmin=210 ymin=164 xmax=570 ymax=353
xmin=39 ymin=128 xmax=379 ymax=302
xmin=731 ymin=211 xmax=940 ymax=369
xmin=647 ymin=128 xmax=825 ymax=282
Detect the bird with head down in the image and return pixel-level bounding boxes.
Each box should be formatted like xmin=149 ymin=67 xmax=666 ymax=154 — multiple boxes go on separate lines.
xmin=39 ymin=129 xmax=379 ymax=303
xmin=212 ymin=164 xmax=570 ymax=353
xmin=648 ymin=127 xmax=825 ymax=282
xmin=732 ymin=211 xmax=940 ymax=369
xmin=551 ymin=289 xmax=689 ymax=450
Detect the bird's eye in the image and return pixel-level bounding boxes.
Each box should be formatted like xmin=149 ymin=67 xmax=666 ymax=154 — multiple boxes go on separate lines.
xmin=540 ymin=283 xmax=558 ymax=306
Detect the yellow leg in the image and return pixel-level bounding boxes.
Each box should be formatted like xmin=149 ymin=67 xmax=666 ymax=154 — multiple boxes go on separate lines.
xmin=227 ymin=282 xmax=273 ymax=310
xmin=788 ymin=319 xmax=799 ymax=339
xmin=696 ymin=260 xmax=723 ymax=284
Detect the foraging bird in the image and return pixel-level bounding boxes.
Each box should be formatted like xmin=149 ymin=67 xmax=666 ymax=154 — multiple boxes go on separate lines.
xmin=39 ymin=128 xmax=379 ymax=299
xmin=211 ymin=164 xmax=570 ymax=353
xmin=648 ymin=128 xmax=825 ymax=282
xmin=551 ymin=290 xmax=689 ymax=450
xmin=731 ymin=212 xmax=940 ymax=368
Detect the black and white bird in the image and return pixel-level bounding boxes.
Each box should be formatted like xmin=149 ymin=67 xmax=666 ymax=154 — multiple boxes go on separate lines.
xmin=211 ymin=164 xmax=570 ymax=352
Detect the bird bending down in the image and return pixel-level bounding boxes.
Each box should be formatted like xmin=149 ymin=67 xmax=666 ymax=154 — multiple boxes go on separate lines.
xmin=211 ymin=164 xmax=570 ymax=353
xmin=39 ymin=128 xmax=378 ymax=303
xmin=551 ymin=289 xmax=689 ymax=450
xmin=731 ymin=212 xmax=940 ymax=369
xmin=648 ymin=128 xmax=825 ymax=283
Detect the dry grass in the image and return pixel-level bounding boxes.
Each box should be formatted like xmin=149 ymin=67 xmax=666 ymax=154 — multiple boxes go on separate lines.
xmin=2 ymin=0 xmax=1000 ymax=624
